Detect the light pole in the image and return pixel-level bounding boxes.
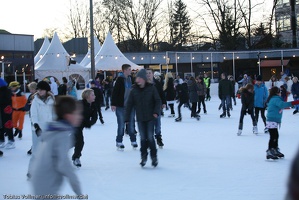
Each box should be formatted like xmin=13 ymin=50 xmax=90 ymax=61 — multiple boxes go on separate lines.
xmin=1 ymin=56 xmax=4 ymax=79
xmin=257 ymin=51 xmax=261 ymax=75
xmin=90 ymin=0 xmax=95 ymax=80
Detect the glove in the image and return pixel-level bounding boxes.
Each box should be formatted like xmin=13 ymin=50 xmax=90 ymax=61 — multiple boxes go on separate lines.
xmin=34 ymin=123 xmax=42 ymax=137
xmin=291 ymin=100 xmax=299 ymax=106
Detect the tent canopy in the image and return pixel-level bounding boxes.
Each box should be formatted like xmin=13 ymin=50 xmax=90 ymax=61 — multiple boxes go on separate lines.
xmin=80 ymin=37 xmax=102 ymax=67
xmin=34 ymin=37 xmax=50 ymax=64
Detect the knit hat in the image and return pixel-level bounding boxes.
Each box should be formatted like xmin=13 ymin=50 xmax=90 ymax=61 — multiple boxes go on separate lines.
xmin=154 ymin=71 xmax=161 ymax=77
xmin=256 ymin=75 xmax=262 ymax=81
xmin=37 ymin=81 xmax=51 ymax=91
xmin=9 ymin=81 xmax=20 ymax=88
xmin=136 ymin=69 xmax=147 ymax=81
xmin=0 ymin=78 xmax=7 ymax=87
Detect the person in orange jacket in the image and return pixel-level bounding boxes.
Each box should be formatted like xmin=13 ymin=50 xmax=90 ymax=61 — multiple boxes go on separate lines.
xmin=9 ymin=81 xmax=27 ymax=139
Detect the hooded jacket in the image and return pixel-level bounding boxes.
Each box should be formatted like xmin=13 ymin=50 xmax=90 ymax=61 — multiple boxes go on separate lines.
xmin=266 ymin=95 xmax=292 ymax=123
xmin=30 ymin=120 xmax=82 ymax=196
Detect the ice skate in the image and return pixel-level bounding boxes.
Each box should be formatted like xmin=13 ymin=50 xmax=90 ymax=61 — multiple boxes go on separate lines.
xmin=156 ymin=135 xmax=164 ymax=148
xmin=266 ymin=148 xmax=279 ymax=160
xmin=253 ymin=126 xmax=258 ymax=135
xmin=18 ymin=130 xmax=22 ymax=139
xmin=237 ymin=129 xmax=242 ymax=136
xmin=13 ymin=129 xmax=19 ymax=137
xmin=27 ymin=148 xmax=32 ymax=155
xmin=274 ymin=148 xmax=284 ymax=158
xmin=0 ymin=142 xmax=5 ymax=148
xmin=0 ymin=150 xmax=3 ymax=157
xmin=151 ymin=157 xmax=158 ymax=167
xmin=194 ymin=114 xmax=200 ymax=121
xmin=131 ymin=142 xmax=138 ymax=149
xmin=140 ymin=156 xmax=147 ymax=167
xmin=73 ymin=158 xmax=81 ymax=167
xmin=220 ymin=112 xmax=226 ymax=118
xmin=264 ymin=127 xmax=269 ymax=134
xmin=99 ymin=118 xmax=104 ymax=124
xmin=5 ymin=141 xmax=15 ymax=149
xmin=116 ymin=142 xmax=125 ymax=151
xmin=227 ymin=111 xmax=231 ymax=118
xmin=168 ymin=114 xmax=175 ymax=118
xmin=175 ymin=117 xmax=182 ymax=122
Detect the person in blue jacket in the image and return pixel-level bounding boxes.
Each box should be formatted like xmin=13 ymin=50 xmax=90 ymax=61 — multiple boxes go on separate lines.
xmin=254 ymin=75 xmax=268 ymax=133
xmin=265 ymin=86 xmax=299 ymax=160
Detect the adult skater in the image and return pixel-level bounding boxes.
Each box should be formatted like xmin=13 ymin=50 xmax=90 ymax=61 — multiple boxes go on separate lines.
xmin=254 ymin=75 xmax=268 ymax=133
xmin=163 ymin=72 xmax=176 ymax=117
xmin=203 ymin=73 xmax=211 ymax=101
xmin=187 ymin=76 xmax=200 ymax=120
xmin=218 ymin=73 xmax=234 ymax=118
xmin=291 ymin=77 xmax=299 ymax=115
xmin=174 ymin=80 xmax=189 ymax=122
xmin=125 ymin=69 xmax=161 ymax=167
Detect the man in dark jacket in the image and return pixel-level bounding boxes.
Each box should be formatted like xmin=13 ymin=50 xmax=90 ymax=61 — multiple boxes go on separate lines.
xmin=125 ymin=69 xmax=161 ymax=167
xmin=90 ymin=81 xmax=104 ymax=124
xmin=111 ymin=64 xmax=137 ymax=150
xmin=146 ymin=68 xmax=166 ymax=148
xmin=218 ymin=72 xmax=234 ymax=118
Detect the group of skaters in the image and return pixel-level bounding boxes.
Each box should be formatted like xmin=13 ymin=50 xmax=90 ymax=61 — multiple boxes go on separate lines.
xmin=2 ymin=66 xmax=299 ymax=199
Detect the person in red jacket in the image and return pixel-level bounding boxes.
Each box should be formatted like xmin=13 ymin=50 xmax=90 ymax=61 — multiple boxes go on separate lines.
xmin=9 ymin=81 xmax=27 ymax=139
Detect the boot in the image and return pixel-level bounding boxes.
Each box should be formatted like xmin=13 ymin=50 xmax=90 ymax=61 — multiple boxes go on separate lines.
xmin=18 ymin=130 xmax=22 ymax=139
xmin=237 ymin=129 xmax=242 ymax=136
xmin=227 ymin=110 xmax=231 ymax=117
xmin=274 ymin=148 xmax=284 ymax=158
xmin=140 ymin=155 xmax=148 ymax=167
xmin=253 ymin=126 xmax=258 ymax=135
xmin=27 ymin=148 xmax=32 ymax=155
xmin=175 ymin=117 xmax=182 ymax=122
xmin=220 ymin=112 xmax=226 ymax=118
xmin=266 ymin=148 xmax=279 ymax=160
xmin=13 ymin=129 xmax=19 ymax=137
xmin=151 ymin=156 xmax=158 ymax=167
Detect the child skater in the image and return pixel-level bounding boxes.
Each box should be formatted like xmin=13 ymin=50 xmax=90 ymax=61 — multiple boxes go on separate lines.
xmin=72 ymin=88 xmax=97 ymax=167
xmin=237 ymin=83 xmax=257 ymax=136
xmin=265 ymin=86 xmax=299 ymax=160
xmin=30 ymin=96 xmax=83 ymax=197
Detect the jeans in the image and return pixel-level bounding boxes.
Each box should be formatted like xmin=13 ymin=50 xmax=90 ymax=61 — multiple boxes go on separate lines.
xmin=115 ymin=107 xmax=136 ymax=143
xmin=105 ymin=91 xmax=111 ymax=107
xmin=221 ymin=95 xmax=231 ymax=113
xmin=154 ymin=114 xmax=162 ymax=136
xmin=138 ymin=120 xmax=157 ymax=158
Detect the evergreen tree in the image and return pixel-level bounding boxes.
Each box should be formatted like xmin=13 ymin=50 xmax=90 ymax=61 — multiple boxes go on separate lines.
xmin=169 ymin=0 xmax=191 ymax=50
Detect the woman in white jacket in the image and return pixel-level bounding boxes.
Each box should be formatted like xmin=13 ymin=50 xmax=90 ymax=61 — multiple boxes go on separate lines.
xmin=27 ymin=81 xmax=55 ymax=179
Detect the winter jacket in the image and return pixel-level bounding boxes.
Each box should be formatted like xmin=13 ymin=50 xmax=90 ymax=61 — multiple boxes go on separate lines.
xmin=49 ymin=77 xmax=58 ymax=95
xmin=254 ymin=83 xmax=268 ymax=108
xmin=125 ymin=83 xmax=161 ymax=122
xmin=175 ymin=83 xmax=189 ymax=103
xmin=197 ymin=82 xmax=206 ymax=97
xmin=291 ymin=82 xmax=299 ymax=98
xmin=164 ymin=78 xmax=176 ymax=101
xmin=188 ymin=80 xmax=199 ymax=103
xmin=241 ymin=89 xmax=254 ymax=112
xmin=11 ymin=89 xmax=27 ymax=110
xmin=79 ymin=99 xmax=97 ymax=129
xmin=266 ymin=95 xmax=292 ymax=123
xmin=30 ymin=93 xmax=55 ymax=131
xmin=111 ymin=75 xmax=133 ymax=107
xmin=30 ymin=120 xmax=82 ymax=196
xmin=91 ymin=86 xmax=104 ymax=108
xmin=218 ymin=79 xmax=234 ymax=99
xmin=0 ymin=85 xmax=13 ymax=131
xmin=153 ymin=79 xmax=167 ymax=105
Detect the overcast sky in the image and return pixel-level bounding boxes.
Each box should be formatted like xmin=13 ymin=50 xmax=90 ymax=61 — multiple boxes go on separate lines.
xmin=0 ymin=0 xmax=272 ymax=40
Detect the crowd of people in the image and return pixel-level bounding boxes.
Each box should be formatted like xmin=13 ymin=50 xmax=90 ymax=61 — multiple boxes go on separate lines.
xmin=1 ymin=67 xmax=299 ymax=199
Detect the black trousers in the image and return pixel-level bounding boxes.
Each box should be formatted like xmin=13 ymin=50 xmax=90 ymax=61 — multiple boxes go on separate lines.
xmin=177 ymin=102 xmax=184 ymax=118
xmin=197 ymin=95 xmax=206 ymax=113
xmin=72 ymin=127 xmax=84 ymax=160
xmin=254 ymin=107 xmax=266 ymax=126
xmin=268 ymin=128 xmax=279 ymax=149
xmin=238 ymin=109 xmax=257 ymax=129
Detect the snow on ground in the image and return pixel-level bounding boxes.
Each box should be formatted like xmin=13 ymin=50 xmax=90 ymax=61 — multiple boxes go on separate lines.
xmin=1 ymin=85 xmax=299 ymax=200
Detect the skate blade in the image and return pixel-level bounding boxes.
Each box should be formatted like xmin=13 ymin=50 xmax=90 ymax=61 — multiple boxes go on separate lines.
xmin=117 ymin=148 xmax=125 ymax=151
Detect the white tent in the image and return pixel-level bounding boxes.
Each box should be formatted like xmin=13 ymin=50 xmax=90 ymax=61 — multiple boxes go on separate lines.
xmin=80 ymin=37 xmax=101 ymax=67
xmin=34 ymin=37 xmax=50 ymax=64
xmin=86 ymin=32 xmax=142 ymax=71
xmin=34 ymin=32 xmax=90 ymax=85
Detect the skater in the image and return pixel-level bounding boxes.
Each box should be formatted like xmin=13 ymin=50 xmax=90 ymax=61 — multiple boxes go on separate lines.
xmin=163 ymin=72 xmax=176 ymax=117
xmin=90 ymin=80 xmax=104 ymax=124
xmin=125 ymin=69 xmax=161 ymax=167
xmin=27 ymin=81 xmax=55 ymax=179
xmin=146 ymin=68 xmax=166 ymax=148
xmin=291 ymin=76 xmax=299 ymax=114
xmin=286 ymin=146 xmax=299 ymax=200
xmin=25 ymin=82 xmax=37 ymax=155
xmin=218 ymin=73 xmax=234 ymax=118
xmin=174 ymin=80 xmax=189 ymax=122
xmin=103 ymin=77 xmax=112 ymax=110
xmin=30 ymin=96 xmax=83 ymax=197
xmin=229 ymin=75 xmax=237 ymax=107
xmin=0 ymin=78 xmax=15 ymax=150
xmin=203 ymin=73 xmax=211 ymax=101
xmin=111 ymin=64 xmax=137 ymax=150
xmin=72 ymin=89 xmax=97 ymax=167
xmin=237 ymin=84 xmax=257 ymax=136
xmin=254 ymin=75 xmax=268 ymax=134
xmin=265 ymin=86 xmax=299 ymax=160
xmin=9 ymin=81 xmax=27 ymax=139
xmin=187 ymin=76 xmax=200 ymax=119
xmin=196 ymin=76 xmax=207 ymax=114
